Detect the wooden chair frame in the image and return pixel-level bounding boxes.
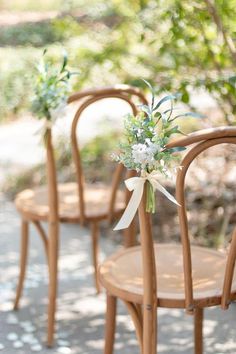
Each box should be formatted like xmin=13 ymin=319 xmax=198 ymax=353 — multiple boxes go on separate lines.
xmin=100 ymin=126 xmax=236 ymax=354
xmin=13 ymin=85 xmax=147 ymax=346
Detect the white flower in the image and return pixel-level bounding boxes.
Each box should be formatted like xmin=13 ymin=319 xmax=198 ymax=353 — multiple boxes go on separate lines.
xmin=160 ymin=159 xmax=165 ymax=167
xmin=132 ymin=142 xmax=159 ymax=167
xmin=145 ymin=138 xmax=159 ymax=152
xmin=137 ymin=128 xmax=143 ymax=137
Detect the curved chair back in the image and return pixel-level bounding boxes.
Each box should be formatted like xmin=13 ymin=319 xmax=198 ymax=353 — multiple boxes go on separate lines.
xmin=67 ymin=85 xmax=148 ymax=225
xmin=43 ymin=85 xmax=147 ymax=344
xmin=173 ymin=127 xmax=236 ymax=313
xmin=138 ymin=126 xmax=236 ymax=354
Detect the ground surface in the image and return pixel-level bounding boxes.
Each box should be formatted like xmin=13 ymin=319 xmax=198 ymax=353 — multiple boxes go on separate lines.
xmin=1 ymin=195 xmax=236 ymax=354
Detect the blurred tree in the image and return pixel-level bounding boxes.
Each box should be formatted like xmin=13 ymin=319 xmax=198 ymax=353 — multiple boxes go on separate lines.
xmin=1 ymin=0 xmax=236 ymax=123
xmin=68 ymin=0 xmax=236 ymax=123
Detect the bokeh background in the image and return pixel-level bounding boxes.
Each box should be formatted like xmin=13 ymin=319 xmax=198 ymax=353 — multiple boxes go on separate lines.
xmin=1 ymin=0 xmax=236 ymax=123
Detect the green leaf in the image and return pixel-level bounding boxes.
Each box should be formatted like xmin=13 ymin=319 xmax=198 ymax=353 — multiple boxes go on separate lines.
xmin=142 ymin=79 xmax=155 ymax=109
xmin=69 ymin=71 xmax=81 ymax=76
xmin=165 ymin=125 xmax=182 ymax=137
xmin=174 ymin=112 xmax=205 ymax=119
xmin=61 ymin=50 xmax=68 ymax=73
xmin=229 ymin=76 xmax=236 ymax=85
xmin=154 ymin=111 xmax=162 ymax=123
xmin=181 ymin=91 xmax=189 ymax=103
xmin=139 ymin=104 xmax=152 ymax=116
xmin=153 ymin=93 xmax=181 ymax=111
xmin=166 ymin=146 xmax=186 ymax=153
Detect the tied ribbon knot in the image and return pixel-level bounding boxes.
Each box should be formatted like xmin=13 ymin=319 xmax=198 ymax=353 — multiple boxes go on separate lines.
xmin=114 ymin=171 xmax=180 ymax=231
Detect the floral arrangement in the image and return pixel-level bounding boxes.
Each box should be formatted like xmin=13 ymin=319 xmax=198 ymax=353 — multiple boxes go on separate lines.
xmin=31 ymin=49 xmax=78 ymax=140
xmin=114 ymin=81 xmax=203 ymax=230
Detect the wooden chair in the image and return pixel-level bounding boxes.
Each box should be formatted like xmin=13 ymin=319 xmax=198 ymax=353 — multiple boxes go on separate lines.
xmin=99 ymin=126 xmax=236 ymax=354
xmin=13 ymin=85 xmax=148 ymax=346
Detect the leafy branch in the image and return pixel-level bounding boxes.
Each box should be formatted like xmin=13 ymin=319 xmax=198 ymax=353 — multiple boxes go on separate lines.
xmin=31 ymin=49 xmax=79 ymax=123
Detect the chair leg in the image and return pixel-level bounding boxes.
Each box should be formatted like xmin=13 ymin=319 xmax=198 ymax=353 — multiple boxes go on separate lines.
xmin=47 ymin=223 xmax=59 ymax=347
xmin=124 ymin=301 xmax=143 ymax=352
xmin=91 ymin=222 xmax=101 ymax=293
xmin=104 ymin=294 xmax=117 ymax=354
xmin=143 ymin=304 xmax=157 ymax=354
xmin=13 ymin=220 xmax=29 ymax=310
xmin=194 ymin=308 xmax=204 ymax=354
xmin=33 ymin=220 xmax=49 ymax=263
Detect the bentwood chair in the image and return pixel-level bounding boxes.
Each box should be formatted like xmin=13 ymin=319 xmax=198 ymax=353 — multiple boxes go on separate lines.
xmin=13 ymin=85 xmax=148 ymax=346
xmin=99 ymin=126 xmax=236 ymax=354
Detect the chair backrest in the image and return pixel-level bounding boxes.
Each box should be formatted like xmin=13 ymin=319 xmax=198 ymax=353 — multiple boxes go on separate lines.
xmin=137 ymin=126 xmax=236 ymax=354
xmin=67 ymin=85 xmax=148 ymax=225
xmin=170 ymin=127 xmax=236 ymax=312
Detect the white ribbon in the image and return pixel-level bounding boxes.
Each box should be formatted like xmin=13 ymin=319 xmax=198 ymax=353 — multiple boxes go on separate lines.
xmin=114 ymin=171 xmax=180 ymax=231
xmin=43 ymin=118 xmax=53 ymax=129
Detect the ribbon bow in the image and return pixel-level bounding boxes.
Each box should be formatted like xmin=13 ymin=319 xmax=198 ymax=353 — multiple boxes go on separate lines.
xmin=114 ymin=171 xmax=180 ymax=231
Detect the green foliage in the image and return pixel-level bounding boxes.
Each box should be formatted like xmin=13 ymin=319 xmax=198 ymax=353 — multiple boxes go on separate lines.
xmin=1 ymin=0 xmax=236 ymax=123
xmin=68 ymin=0 xmax=236 ymax=123
xmin=0 ymin=48 xmax=38 ymax=119
xmin=31 ymin=50 xmax=77 ymax=122
xmin=81 ymin=133 xmax=120 ymax=182
xmin=0 ymin=20 xmax=65 ymax=47
xmin=54 ymin=131 xmax=120 ymax=182
xmin=115 ymin=82 xmax=202 ymax=174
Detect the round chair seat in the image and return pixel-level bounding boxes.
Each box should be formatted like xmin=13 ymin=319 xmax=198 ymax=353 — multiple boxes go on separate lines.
xmin=99 ymin=244 xmax=236 ymax=308
xmin=15 ymin=182 xmax=125 ymax=222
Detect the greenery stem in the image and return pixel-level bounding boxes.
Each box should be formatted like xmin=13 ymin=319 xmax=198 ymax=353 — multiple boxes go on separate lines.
xmin=146 ymin=181 xmax=155 ymax=213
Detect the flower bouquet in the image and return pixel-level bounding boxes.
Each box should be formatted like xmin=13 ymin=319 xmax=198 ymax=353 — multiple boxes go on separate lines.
xmin=31 ymin=49 xmax=78 ymax=142
xmin=114 ymin=80 xmax=203 ymax=230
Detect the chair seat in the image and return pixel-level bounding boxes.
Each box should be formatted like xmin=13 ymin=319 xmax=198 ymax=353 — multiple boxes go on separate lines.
xmin=15 ymin=182 xmax=125 ymax=222
xmin=99 ymin=243 xmax=236 ymax=308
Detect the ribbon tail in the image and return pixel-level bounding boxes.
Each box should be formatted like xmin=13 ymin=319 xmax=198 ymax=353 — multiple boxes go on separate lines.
xmin=114 ymin=181 xmax=145 ymax=231
xmin=152 ymin=180 xmax=181 ymax=206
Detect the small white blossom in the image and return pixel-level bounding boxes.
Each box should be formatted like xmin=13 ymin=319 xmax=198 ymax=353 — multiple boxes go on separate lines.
xmin=145 ymin=139 xmax=159 ymax=152
xmin=137 ymin=128 xmax=143 ymax=137
xmin=160 ymin=159 xmax=165 ymax=167
xmin=132 ymin=142 xmax=158 ymax=168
